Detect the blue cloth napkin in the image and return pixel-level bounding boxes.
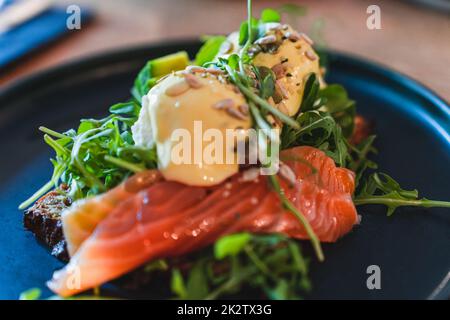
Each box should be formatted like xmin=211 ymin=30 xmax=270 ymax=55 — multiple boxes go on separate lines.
xmin=0 ymin=3 xmax=93 ymax=70
xmin=0 ymin=0 xmax=15 ymax=9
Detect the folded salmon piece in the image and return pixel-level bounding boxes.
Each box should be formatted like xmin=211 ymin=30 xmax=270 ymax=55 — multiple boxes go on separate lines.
xmin=62 ymin=170 xmax=163 ymax=256
xmin=48 ymin=146 xmax=358 ymax=297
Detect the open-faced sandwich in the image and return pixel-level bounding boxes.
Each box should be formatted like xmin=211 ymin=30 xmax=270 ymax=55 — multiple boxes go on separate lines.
xmin=20 ymin=2 xmax=450 ymax=299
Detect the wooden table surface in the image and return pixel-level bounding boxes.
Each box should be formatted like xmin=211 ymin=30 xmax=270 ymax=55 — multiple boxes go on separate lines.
xmin=1 ymin=0 xmax=449 ymax=101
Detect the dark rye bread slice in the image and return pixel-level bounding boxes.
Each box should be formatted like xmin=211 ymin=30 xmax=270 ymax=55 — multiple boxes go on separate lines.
xmin=24 ymin=189 xmax=71 ymax=261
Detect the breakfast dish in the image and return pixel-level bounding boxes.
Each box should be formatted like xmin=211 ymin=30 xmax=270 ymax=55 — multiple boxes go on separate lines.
xmin=18 ymin=2 xmax=450 ymax=299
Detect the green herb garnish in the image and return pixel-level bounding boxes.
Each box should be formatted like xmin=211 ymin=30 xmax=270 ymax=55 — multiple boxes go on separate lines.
xmin=172 ymin=234 xmax=311 ymax=300
xmin=355 ymin=173 xmax=450 ymax=215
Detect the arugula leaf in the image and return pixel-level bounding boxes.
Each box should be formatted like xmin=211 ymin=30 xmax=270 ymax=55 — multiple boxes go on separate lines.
xmin=280 ymin=74 xmax=356 ymax=167
xmin=195 ymin=35 xmax=226 ymax=66
xmin=109 ymin=101 xmax=141 ymax=118
xmin=284 ymin=111 xmax=334 ymax=147
xmin=281 ymin=110 xmax=350 ymax=167
xmin=347 ymin=134 xmax=378 ymax=186
xmin=355 ymin=173 xmax=450 ymax=215
xmin=296 ymin=73 xmax=322 ymax=113
xmin=318 ymin=84 xmax=356 ymax=137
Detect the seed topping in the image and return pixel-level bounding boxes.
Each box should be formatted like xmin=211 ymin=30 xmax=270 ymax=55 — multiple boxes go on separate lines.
xmin=212 ymin=98 xmax=234 ymax=110
xmin=184 ymin=73 xmax=203 ymax=89
xmin=165 ymin=81 xmax=190 ymax=96
xmin=305 ymin=50 xmax=317 ymax=61
xmin=255 ymin=35 xmax=277 ymax=45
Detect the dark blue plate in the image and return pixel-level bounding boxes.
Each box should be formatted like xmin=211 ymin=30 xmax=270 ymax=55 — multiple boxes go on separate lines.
xmin=0 ymin=40 xmax=448 ymax=300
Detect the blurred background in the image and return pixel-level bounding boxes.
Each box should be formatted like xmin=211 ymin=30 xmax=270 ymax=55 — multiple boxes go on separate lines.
xmin=0 ymin=0 xmax=449 ymax=100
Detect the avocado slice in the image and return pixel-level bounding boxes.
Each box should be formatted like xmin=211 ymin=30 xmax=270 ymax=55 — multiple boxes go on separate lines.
xmin=133 ymin=51 xmax=190 ymax=101
xmin=149 ymin=51 xmax=189 ymax=77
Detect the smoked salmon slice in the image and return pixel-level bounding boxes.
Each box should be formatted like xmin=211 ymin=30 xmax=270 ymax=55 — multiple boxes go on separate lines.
xmin=62 ymin=170 xmax=163 ymax=256
xmin=47 ymin=146 xmax=358 ymax=297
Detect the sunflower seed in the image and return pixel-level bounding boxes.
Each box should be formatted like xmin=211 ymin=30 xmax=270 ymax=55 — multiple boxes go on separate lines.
xmin=268 ymin=24 xmax=283 ymax=31
xmin=248 ymin=45 xmax=261 ymax=56
xmin=165 ymin=81 xmax=190 ymax=96
xmin=238 ymin=104 xmax=249 ymax=115
xmin=305 ymin=50 xmax=317 ymax=61
xmin=255 ymin=35 xmax=277 ymax=45
xmin=212 ymin=98 xmax=234 ymax=110
xmin=184 ymin=73 xmax=203 ymax=89
xmin=271 ymin=63 xmax=286 ymax=79
xmin=275 ymin=80 xmax=289 ymax=99
xmin=186 ymin=65 xmax=206 ymax=73
xmin=277 ymin=101 xmax=289 ymax=115
xmin=226 ymin=107 xmax=248 ymax=120
xmin=300 ymin=33 xmax=314 ymax=45
xmin=266 ymin=114 xmax=282 ymax=128
xmin=285 ymin=31 xmax=301 ymax=42
xmin=248 ymin=70 xmax=257 ymax=79
xmin=266 ymin=114 xmax=276 ymax=126
xmin=205 ymin=67 xmax=224 ymax=75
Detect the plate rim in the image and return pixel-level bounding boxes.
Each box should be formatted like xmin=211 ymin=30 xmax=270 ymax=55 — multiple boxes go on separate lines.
xmin=0 ymin=38 xmax=449 ymax=107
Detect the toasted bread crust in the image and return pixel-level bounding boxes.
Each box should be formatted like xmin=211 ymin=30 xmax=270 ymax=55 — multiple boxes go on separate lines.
xmin=23 ymin=190 xmax=71 ymax=261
